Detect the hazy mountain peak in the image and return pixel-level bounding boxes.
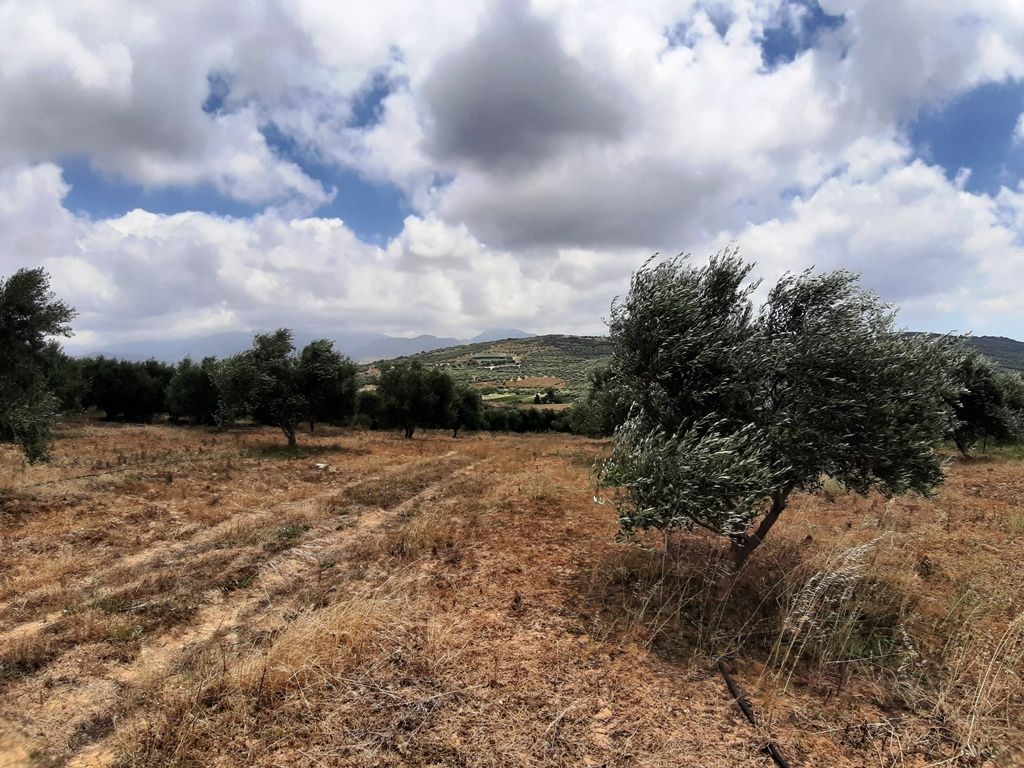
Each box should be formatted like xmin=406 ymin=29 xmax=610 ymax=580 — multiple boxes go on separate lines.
xmin=470 ymin=328 xmax=533 ymax=343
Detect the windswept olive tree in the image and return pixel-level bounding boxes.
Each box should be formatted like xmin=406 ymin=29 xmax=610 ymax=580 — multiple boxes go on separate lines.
xmin=599 ymin=251 xmax=956 ymax=593
xmin=0 ymin=268 xmax=75 ymax=462
xmin=300 ymin=339 xmax=358 ymax=432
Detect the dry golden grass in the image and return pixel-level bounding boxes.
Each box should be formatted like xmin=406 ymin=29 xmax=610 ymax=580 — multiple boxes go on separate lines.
xmin=0 ymin=423 xmax=1022 ymax=767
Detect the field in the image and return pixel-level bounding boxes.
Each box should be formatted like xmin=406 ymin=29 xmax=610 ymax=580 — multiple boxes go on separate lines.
xmin=374 ymin=335 xmax=613 ymax=399
xmin=1 ymin=423 xmax=1023 ymax=767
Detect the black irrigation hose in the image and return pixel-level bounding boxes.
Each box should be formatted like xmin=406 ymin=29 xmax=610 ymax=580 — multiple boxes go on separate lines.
xmin=717 ymin=660 xmax=793 ymax=768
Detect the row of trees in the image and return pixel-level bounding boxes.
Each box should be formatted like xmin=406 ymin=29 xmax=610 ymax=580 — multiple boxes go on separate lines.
xmin=0 ymin=268 xmax=573 ymax=460
xmin=5 ymin=262 xmax=1022 ymax=470
xmin=573 ymin=321 xmax=1024 ymax=458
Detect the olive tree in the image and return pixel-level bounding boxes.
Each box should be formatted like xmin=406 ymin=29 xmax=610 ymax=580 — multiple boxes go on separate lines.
xmin=215 ymin=330 xmax=356 ymax=447
xmin=946 ymin=347 xmax=1024 ymax=455
xmin=300 ymin=340 xmax=358 ymax=431
xmin=568 ymin=364 xmax=629 ymax=437
xmin=0 ymin=268 xmax=75 ymax=462
xmin=451 ymin=385 xmax=483 ymax=437
xmin=599 ymin=252 xmax=955 ymax=594
xmin=166 ymin=357 xmax=220 ymax=425
xmin=377 ymin=361 xmax=455 ymax=438
xmin=79 ymin=357 xmax=174 ymax=422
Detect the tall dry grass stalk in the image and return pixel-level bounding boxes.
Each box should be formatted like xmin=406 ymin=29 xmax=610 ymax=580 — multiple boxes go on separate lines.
xmin=764 ymin=537 xmax=912 ymax=691
xmin=930 ymin=597 xmax=1024 ymax=759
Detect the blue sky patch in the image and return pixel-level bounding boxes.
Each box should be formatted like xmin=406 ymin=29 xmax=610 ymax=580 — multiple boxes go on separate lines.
xmin=260 ymin=122 xmax=409 ymax=242
xmin=704 ymin=4 xmax=734 ymax=38
xmin=61 ymin=125 xmax=410 ymax=244
xmin=760 ymin=1 xmax=844 ymax=69
xmin=664 ymin=3 xmax=734 ymax=49
xmin=348 ymin=72 xmax=394 ymax=129
xmin=61 ymin=156 xmax=260 ymax=219
xmin=909 ymin=80 xmax=1024 ymax=195
xmin=202 ymin=72 xmax=234 ymax=115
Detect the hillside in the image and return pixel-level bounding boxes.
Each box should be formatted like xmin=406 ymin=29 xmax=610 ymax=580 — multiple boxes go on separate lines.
xmin=373 ymin=334 xmax=613 ymax=396
xmin=967 ymin=335 xmax=1024 ymax=371
xmin=372 ymin=333 xmax=1024 ymax=396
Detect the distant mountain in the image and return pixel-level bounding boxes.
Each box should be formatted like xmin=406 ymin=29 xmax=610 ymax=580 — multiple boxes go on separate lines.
xmin=77 ymin=330 xmax=388 ymax=363
xmin=906 ymin=333 xmax=1024 ymax=371
xmin=469 ymin=328 xmax=532 ymax=343
xmin=350 ymin=334 xmax=462 ymax=362
xmin=75 ymin=327 xmax=1021 ymax=375
xmin=76 ymin=331 xmax=254 ymax=362
xmin=349 ymin=328 xmax=533 ymax=362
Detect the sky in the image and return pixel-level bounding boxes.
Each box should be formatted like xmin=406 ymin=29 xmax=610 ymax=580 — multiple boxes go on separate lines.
xmin=2 ymin=0 xmax=1024 ymax=351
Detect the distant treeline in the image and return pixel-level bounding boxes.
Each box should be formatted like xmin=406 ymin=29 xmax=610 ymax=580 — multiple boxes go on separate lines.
xmin=42 ymin=329 xmax=575 ymax=446
xmin=46 ymin=331 xmax=1024 ymax=454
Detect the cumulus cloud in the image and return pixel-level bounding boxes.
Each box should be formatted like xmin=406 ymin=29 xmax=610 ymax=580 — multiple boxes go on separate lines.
xmin=422 ymin=0 xmax=629 ymax=170
xmin=1 ymin=0 xmax=1024 ymax=345
xmin=722 ymin=138 xmax=1024 ymax=335
xmin=0 ymin=163 xmax=627 ymax=349
xmin=0 ymin=1 xmax=333 ymax=207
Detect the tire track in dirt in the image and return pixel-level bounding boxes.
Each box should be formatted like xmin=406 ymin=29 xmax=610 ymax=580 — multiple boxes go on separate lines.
xmin=3 ymin=451 xmax=489 ymax=767
xmin=104 ymin=450 xmax=474 ymax=687
xmin=0 ymin=450 xmax=424 ymax=634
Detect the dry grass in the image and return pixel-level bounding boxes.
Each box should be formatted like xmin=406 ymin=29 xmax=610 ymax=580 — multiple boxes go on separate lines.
xmin=1 ymin=424 xmax=1022 ymax=767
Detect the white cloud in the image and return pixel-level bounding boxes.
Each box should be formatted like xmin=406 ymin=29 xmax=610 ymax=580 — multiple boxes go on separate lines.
xmin=1 ymin=1 xmax=1024 ymax=344
xmin=0 ymin=1 xmax=334 ymax=207
xmin=721 ymin=138 xmax=1024 ymax=336
xmin=0 ymin=163 xmax=625 ymax=349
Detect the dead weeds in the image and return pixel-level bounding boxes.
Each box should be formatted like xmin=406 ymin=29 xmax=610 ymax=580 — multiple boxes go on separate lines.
xmin=0 ymin=425 xmax=1022 ymax=767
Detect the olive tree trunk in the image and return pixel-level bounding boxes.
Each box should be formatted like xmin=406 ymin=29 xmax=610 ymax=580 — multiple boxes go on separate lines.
xmin=715 ymin=488 xmax=791 ymax=600
xmin=282 ymin=422 xmax=297 ymax=448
